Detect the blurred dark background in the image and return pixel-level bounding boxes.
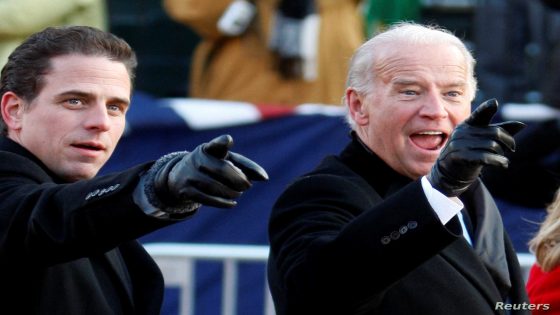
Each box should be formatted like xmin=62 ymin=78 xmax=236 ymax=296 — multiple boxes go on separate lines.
xmin=108 ymin=0 xmax=200 ymax=98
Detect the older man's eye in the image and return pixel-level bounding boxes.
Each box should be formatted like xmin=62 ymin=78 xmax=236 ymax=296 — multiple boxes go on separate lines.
xmin=402 ymin=90 xmax=418 ymax=96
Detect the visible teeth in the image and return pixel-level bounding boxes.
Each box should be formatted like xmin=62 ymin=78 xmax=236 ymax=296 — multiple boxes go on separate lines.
xmin=417 ymin=131 xmax=442 ymax=135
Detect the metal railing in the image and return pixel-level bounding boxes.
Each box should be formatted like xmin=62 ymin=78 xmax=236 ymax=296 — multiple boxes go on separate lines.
xmin=145 ymin=242 xmax=536 ymax=315
xmin=517 ymin=252 xmax=536 ymax=282
xmin=144 ymin=243 xmax=274 ymax=315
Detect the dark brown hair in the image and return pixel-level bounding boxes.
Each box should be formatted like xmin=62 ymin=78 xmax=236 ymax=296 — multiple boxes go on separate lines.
xmin=0 ymin=25 xmax=137 ymax=135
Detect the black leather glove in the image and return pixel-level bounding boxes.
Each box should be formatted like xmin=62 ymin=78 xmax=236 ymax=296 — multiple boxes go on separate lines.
xmin=154 ymin=134 xmax=268 ymax=208
xmin=427 ymin=99 xmax=525 ymax=197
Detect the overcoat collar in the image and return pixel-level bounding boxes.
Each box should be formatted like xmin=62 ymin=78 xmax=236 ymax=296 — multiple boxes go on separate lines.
xmin=339 ymin=132 xmax=412 ymax=198
xmin=0 ymin=136 xmax=61 ymax=183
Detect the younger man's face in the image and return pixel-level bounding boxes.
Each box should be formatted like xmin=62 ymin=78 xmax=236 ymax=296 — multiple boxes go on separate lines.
xmin=8 ymin=54 xmax=131 ymax=182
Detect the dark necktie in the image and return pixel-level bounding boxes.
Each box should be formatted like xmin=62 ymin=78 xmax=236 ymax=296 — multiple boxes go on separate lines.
xmin=461 ymin=208 xmax=475 ymax=245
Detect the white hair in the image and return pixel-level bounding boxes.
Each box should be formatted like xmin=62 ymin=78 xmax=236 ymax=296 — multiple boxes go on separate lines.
xmin=343 ymin=22 xmax=478 ymax=128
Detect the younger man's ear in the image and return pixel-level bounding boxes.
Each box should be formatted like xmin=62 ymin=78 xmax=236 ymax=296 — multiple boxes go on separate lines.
xmin=1 ymin=92 xmax=25 ymax=131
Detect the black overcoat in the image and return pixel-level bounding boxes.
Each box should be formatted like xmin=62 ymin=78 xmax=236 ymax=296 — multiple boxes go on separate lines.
xmin=268 ymin=136 xmax=530 ymax=315
xmin=0 ymin=137 xmax=181 ymax=314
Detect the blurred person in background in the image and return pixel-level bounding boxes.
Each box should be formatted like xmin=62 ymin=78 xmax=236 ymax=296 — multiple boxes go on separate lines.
xmin=477 ymin=0 xmax=560 ymax=209
xmin=0 ymin=0 xmax=107 ymax=68
xmin=163 ymin=0 xmax=364 ymax=106
xmin=363 ymin=0 xmax=420 ymax=37
xmin=473 ymin=0 xmax=560 ymax=105
xmin=0 ymin=25 xmax=267 ymax=314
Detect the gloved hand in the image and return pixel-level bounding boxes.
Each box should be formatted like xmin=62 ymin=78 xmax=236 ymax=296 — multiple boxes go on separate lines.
xmin=154 ymin=134 xmax=268 ymax=209
xmin=427 ymin=99 xmax=525 ymax=197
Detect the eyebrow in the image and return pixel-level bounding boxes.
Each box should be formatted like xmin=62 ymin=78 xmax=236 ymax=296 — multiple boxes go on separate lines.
xmin=392 ymin=79 xmax=467 ymax=89
xmin=392 ymin=79 xmax=419 ymax=86
xmin=441 ymin=81 xmax=468 ymax=90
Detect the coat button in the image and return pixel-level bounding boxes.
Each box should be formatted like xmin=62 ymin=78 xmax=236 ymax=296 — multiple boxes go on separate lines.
xmin=399 ymin=225 xmax=408 ymax=234
xmin=85 ymin=189 xmax=100 ymax=200
xmin=407 ymin=221 xmax=418 ymax=229
xmin=381 ymin=236 xmax=391 ymax=245
xmin=390 ymin=231 xmax=400 ymax=240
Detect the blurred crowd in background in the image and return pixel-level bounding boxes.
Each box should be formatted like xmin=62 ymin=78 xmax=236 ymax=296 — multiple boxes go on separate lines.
xmin=107 ymin=0 xmax=560 ymax=108
xmin=1 ymin=0 xmax=559 ymax=108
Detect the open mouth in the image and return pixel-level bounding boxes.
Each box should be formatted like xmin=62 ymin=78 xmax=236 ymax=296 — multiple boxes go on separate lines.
xmin=410 ymin=131 xmax=447 ymax=150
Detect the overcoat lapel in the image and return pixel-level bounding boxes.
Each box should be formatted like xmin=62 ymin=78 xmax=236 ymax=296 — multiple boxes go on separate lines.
xmin=104 ymin=248 xmax=135 ymax=310
xmin=439 ymin=240 xmax=505 ymax=312
xmin=462 ymin=180 xmax=512 ymax=299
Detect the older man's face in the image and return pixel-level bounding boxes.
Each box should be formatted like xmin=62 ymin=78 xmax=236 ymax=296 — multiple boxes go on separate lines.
xmin=352 ymin=43 xmax=472 ymax=179
xmin=7 ymin=54 xmax=131 ymax=182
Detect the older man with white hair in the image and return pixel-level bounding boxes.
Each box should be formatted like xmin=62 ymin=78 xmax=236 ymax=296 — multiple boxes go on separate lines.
xmin=267 ymin=22 xmax=530 ymax=315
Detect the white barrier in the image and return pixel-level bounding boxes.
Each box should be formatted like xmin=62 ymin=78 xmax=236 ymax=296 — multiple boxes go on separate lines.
xmin=145 ymin=242 xmax=536 ymax=315
xmin=517 ymin=252 xmax=536 ymax=282
xmin=144 ymin=243 xmax=274 ymax=315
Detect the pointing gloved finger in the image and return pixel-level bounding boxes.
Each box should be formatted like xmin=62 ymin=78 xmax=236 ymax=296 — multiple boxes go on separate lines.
xmin=486 ymin=123 xmax=523 ymax=153
xmin=191 ymin=190 xmax=238 ymax=208
xmin=470 ymin=139 xmax=506 ymax=156
xmin=187 ymin=173 xmax=244 ymax=199
xmin=494 ymin=121 xmax=526 ymax=137
xmin=463 ymin=151 xmax=510 ymax=169
xmin=203 ymin=134 xmax=234 ymax=159
xmin=485 ymin=121 xmax=525 ymax=153
xmin=493 ymin=128 xmax=516 ymax=152
xmin=227 ymin=152 xmax=269 ymax=181
xmin=465 ymin=98 xmax=498 ymax=127
xmin=197 ymin=195 xmax=237 ymax=208
xmin=482 ymin=152 xmax=510 ymax=169
xmin=443 ymin=139 xmax=506 ymax=161
xmin=177 ymin=184 xmax=239 ymax=208
xmin=199 ymin=158 xmax=252 ymax=191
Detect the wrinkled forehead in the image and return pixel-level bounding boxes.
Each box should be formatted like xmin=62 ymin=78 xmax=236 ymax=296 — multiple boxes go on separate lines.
xmin=373 ymin=43 xmax=471 ymax=87
xmin=376 ymin=42 xmax=466 ymax=70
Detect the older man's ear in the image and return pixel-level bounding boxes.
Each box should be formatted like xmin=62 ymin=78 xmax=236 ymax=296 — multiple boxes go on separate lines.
xmin=346 ymin=88 xmax=369 ymax=126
